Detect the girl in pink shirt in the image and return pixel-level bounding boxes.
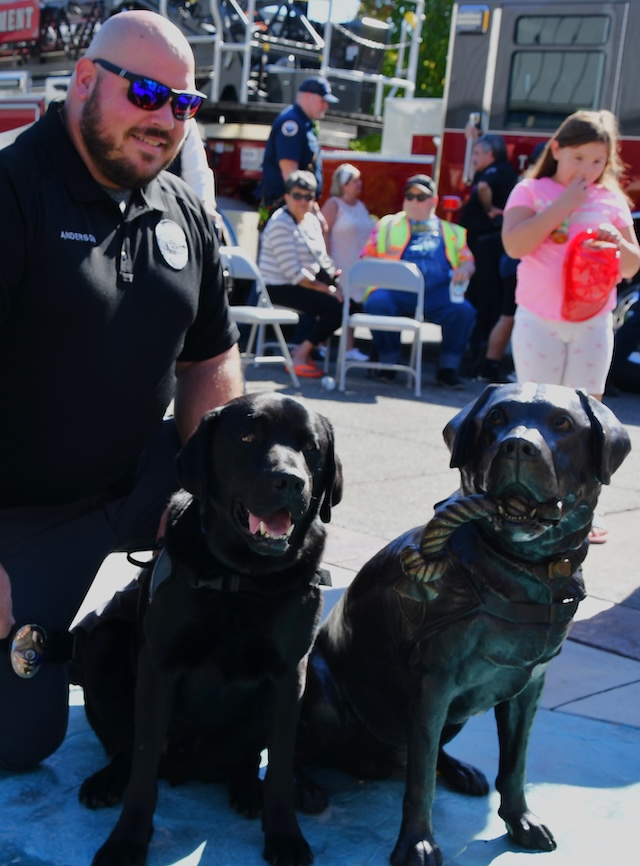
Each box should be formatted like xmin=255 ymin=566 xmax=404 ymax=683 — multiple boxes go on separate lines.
xmin=503 ymin=110 xmax=640 ymax=401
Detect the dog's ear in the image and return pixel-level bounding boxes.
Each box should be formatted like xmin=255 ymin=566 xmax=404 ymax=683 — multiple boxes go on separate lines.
xmin=444 ymin=385 xmax=500 ymax=468
xmin=577 ymin=391 xmax=631 ymax=484
xmin=318 ymin=415 xmax=343 ymax=523
xmin=176 ymin=408 xmax=221 ymax=499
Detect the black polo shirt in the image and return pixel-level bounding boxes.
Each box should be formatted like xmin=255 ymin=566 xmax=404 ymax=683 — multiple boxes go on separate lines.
xmin=0 ymin=103 xmax=239 ymax=506
xmin=458 ymin=160 xmax=518 ymax=239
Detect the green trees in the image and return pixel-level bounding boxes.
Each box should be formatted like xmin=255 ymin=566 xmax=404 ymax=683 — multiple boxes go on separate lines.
xmin=358 ymin=0 xmax=453 ymax=97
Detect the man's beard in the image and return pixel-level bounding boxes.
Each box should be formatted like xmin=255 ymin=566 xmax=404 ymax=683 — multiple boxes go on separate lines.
xmin=79 ymin=81 xmax=179 ymax=189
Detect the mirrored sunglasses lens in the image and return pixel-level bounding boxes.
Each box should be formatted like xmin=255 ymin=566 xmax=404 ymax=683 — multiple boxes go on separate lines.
xmin=292 ymin=192 xmax=313 ymax=201
xmin=173 ymin=93 xmax=204 ymax=120
xmin=130 ymin=78 xmax=171 ymax=111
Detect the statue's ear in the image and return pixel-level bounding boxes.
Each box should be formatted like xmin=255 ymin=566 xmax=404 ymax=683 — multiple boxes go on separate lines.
xmin=444 ymin=385 xmax=500 ymax=468
xmin=577 ymin=391 xmax=631 ymax=484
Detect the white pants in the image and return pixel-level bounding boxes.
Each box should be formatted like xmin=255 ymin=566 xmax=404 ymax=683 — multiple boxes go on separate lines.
xmin=512 ymin=307 xmax=614 ymax=395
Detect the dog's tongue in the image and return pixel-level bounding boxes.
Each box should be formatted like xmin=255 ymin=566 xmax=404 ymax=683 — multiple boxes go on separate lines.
xmin=248 ymin=508 xmax=292 ymax=537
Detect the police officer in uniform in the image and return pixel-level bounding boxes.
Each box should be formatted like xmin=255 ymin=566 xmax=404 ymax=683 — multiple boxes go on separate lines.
xmin=0 ymin=10 xmax=243 ymax=771
xmin=258 ymin=75 xmax=339 ymax=230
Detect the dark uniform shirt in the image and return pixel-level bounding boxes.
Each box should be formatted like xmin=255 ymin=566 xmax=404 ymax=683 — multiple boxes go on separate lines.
xmin=259 ymin=102 xmax=322 ymax=207
xmin=458 ymin=160 xmax=518 ymax=240
xmin=0 ymin=103 xmax=239 ymax=507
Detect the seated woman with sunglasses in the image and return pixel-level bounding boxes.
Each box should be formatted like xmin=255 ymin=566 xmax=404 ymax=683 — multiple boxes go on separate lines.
xmin=258 ymin=170 xmax=345 ymax=378
xmin=362 ymin=174 xmax=477 ymax=389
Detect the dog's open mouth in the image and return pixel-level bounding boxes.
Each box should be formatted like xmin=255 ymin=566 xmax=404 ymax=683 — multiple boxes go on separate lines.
xmin=495 ymin=494 xmax=562 ymax=527
xmin=248 ymin=508 xmax=294 ymax=540
xmin=235 ymin=502 xmax=295 ymax=551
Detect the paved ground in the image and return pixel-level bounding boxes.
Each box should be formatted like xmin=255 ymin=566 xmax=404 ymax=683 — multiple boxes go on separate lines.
xmin=2 ymin=200 xmax=639 ymax=863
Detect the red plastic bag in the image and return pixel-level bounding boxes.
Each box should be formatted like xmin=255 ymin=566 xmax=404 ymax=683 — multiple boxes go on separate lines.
xmin=562 ymin=229 xmax=621 ymax=322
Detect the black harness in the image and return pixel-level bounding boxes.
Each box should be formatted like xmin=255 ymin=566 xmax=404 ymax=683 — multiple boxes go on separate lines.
xmin=148 ymin=546 xmax=332 ymax=600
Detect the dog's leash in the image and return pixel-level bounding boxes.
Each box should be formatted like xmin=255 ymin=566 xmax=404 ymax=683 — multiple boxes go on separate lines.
xmin=397 ymin=493 xmax=589 ymax=601
xmin=397 ymin=494 xmax=499 ymax=599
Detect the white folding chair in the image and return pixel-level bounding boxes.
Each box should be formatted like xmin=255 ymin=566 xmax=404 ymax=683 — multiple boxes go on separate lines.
xmin=336 ymin=258 xmax=425 ymax=397
xmin=219 ymin=245 xmax=301 ymax=389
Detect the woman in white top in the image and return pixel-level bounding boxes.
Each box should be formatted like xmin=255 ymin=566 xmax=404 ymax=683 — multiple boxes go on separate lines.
xmin=322 ymin=164 xmax=373 ymax=360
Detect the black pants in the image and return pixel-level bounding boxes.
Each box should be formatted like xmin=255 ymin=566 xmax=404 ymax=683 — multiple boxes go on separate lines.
xmin=0 ymin=420 xmax=180 ymax=770
xmin=466 ymin=231 xmax=505 ymax=355
xmin=267 ymin=283 xmax=343 ymax=347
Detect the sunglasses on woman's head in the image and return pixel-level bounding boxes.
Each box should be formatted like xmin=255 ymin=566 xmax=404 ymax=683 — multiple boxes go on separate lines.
xmin=404 ymin=192 xmax=432 ymax=201
xmin=290 ymin=192 xmax=315 ymax=201
xmin=93 ymin=59 xmax=206 ymax=121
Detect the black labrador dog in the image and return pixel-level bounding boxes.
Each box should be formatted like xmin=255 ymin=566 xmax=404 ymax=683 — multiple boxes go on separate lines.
xmin=298 ymin=383 xmax=630 ymax=866
xmin=75 ymin=392 xmax=342 ymax=866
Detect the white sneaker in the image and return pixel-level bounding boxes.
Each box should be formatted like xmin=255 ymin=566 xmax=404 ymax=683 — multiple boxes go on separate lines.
xmin=345 ymin=348 xmax=369 ymax=362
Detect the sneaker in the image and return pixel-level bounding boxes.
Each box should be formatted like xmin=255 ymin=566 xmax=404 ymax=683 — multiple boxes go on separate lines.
xmin=345 ymin=348 xmax=369 ymax=362
xmin=435 ymin=368 xmax=464 ymax=390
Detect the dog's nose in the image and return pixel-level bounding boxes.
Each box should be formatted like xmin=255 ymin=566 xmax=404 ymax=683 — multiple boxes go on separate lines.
xmin=499 ymin=433 xmax=541 ymax=460
xmin=272 ymin=469 xmax=307 ymax=496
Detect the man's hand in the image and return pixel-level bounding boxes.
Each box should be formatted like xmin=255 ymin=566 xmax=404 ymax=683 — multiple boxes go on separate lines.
xmin=0 ymin=562 xmax=15 ymax=640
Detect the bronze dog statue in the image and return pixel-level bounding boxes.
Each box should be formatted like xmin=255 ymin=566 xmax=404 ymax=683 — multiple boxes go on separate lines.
xmin=298 ymin=382 xmax=630 ymax=866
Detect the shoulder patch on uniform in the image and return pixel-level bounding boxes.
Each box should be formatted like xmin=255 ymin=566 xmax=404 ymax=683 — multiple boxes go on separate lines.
xmin=282 ymin=120 xmax=299 ymax=137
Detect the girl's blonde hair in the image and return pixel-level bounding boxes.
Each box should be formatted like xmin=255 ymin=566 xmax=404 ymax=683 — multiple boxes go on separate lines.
xmin=330 ymin=163 xmax=360 ymax=197
xmin=527 ymin=110 xmax=626 ymax=195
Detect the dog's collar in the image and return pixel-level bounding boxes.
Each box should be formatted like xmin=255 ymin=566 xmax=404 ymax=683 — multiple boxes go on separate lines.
xmin=459 ymin=526 xmax=588 ymax=624
xmin=148 ymin=548 xmax=331 ymax=601
xmin=469 ymin=525 xmax=590 ymax=587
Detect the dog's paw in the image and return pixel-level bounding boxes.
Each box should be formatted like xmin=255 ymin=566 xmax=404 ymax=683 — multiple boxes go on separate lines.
xmin=391 ymin=832 xmax=442 ymax=866
xmin=229 ymin=775 xmax=263 ymax=818
xmin=263 ymin=832 xmax=313 ymax=866
xmin=502 ymin=809 xmax=557 ymax=851
xmin=79 ymin=757 xmax=130 ymax=808
xmin=437 ymin=749 xmax=489 ymax=796
xmin=91 ymin=839 xmax=148 ymax=866
xmin=294 ymin=768 xmax=328 ymax=814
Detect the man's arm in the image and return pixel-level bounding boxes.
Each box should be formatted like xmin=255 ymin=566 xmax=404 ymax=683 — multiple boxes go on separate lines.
xmin=0 ymin=563 xmax=15 ymax=640
xmin=173 ymin=345 xmax=244 ymax=443
xmin=477 ymin=180 xmax=502 ymax=220
xmin=279 ymin=158 xmax=299 ymax=183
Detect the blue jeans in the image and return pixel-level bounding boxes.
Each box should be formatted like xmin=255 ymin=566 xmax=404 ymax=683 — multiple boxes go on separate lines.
xmin=364 ymin=282 xmax=477 ymax=370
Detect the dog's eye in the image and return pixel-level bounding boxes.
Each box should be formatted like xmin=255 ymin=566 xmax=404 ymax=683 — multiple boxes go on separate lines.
xmin=304 ymin=439 xmax=319 ymax=452
xmin=487 ymin=409 xmax=505 ymax=426
xmin=241 ymin=432 xmax=256 ymax=444
xmin=554 ymin=415 xmax=574 ymax=433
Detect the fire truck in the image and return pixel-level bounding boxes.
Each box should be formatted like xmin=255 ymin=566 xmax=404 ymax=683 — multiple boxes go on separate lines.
xmin=437 ymin=0 xmax=640 ymax=210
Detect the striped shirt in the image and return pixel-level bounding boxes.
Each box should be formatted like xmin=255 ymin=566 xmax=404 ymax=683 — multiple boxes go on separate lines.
xmin=258 ymin=207 xmax=334 ymax=285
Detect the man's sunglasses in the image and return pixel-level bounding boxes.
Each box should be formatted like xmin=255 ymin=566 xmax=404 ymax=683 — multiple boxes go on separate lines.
xmin=93 ymin=58 xmax=206 ymax=121
xmin=290 ymin=192 xmax=315 ymax=201
xmin=404 ymin=192 xmax=432 ymax=201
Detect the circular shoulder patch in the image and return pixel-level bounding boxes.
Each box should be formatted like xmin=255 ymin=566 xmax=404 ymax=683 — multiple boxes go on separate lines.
xmin=282 ymin=119 xmax=299 ymax=138
xmin=155 ymin=219 xmax=188 ymax=270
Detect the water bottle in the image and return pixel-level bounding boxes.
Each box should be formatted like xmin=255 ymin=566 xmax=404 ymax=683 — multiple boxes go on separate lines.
xmin=449 ymin=272 xmax=468 ymax=304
